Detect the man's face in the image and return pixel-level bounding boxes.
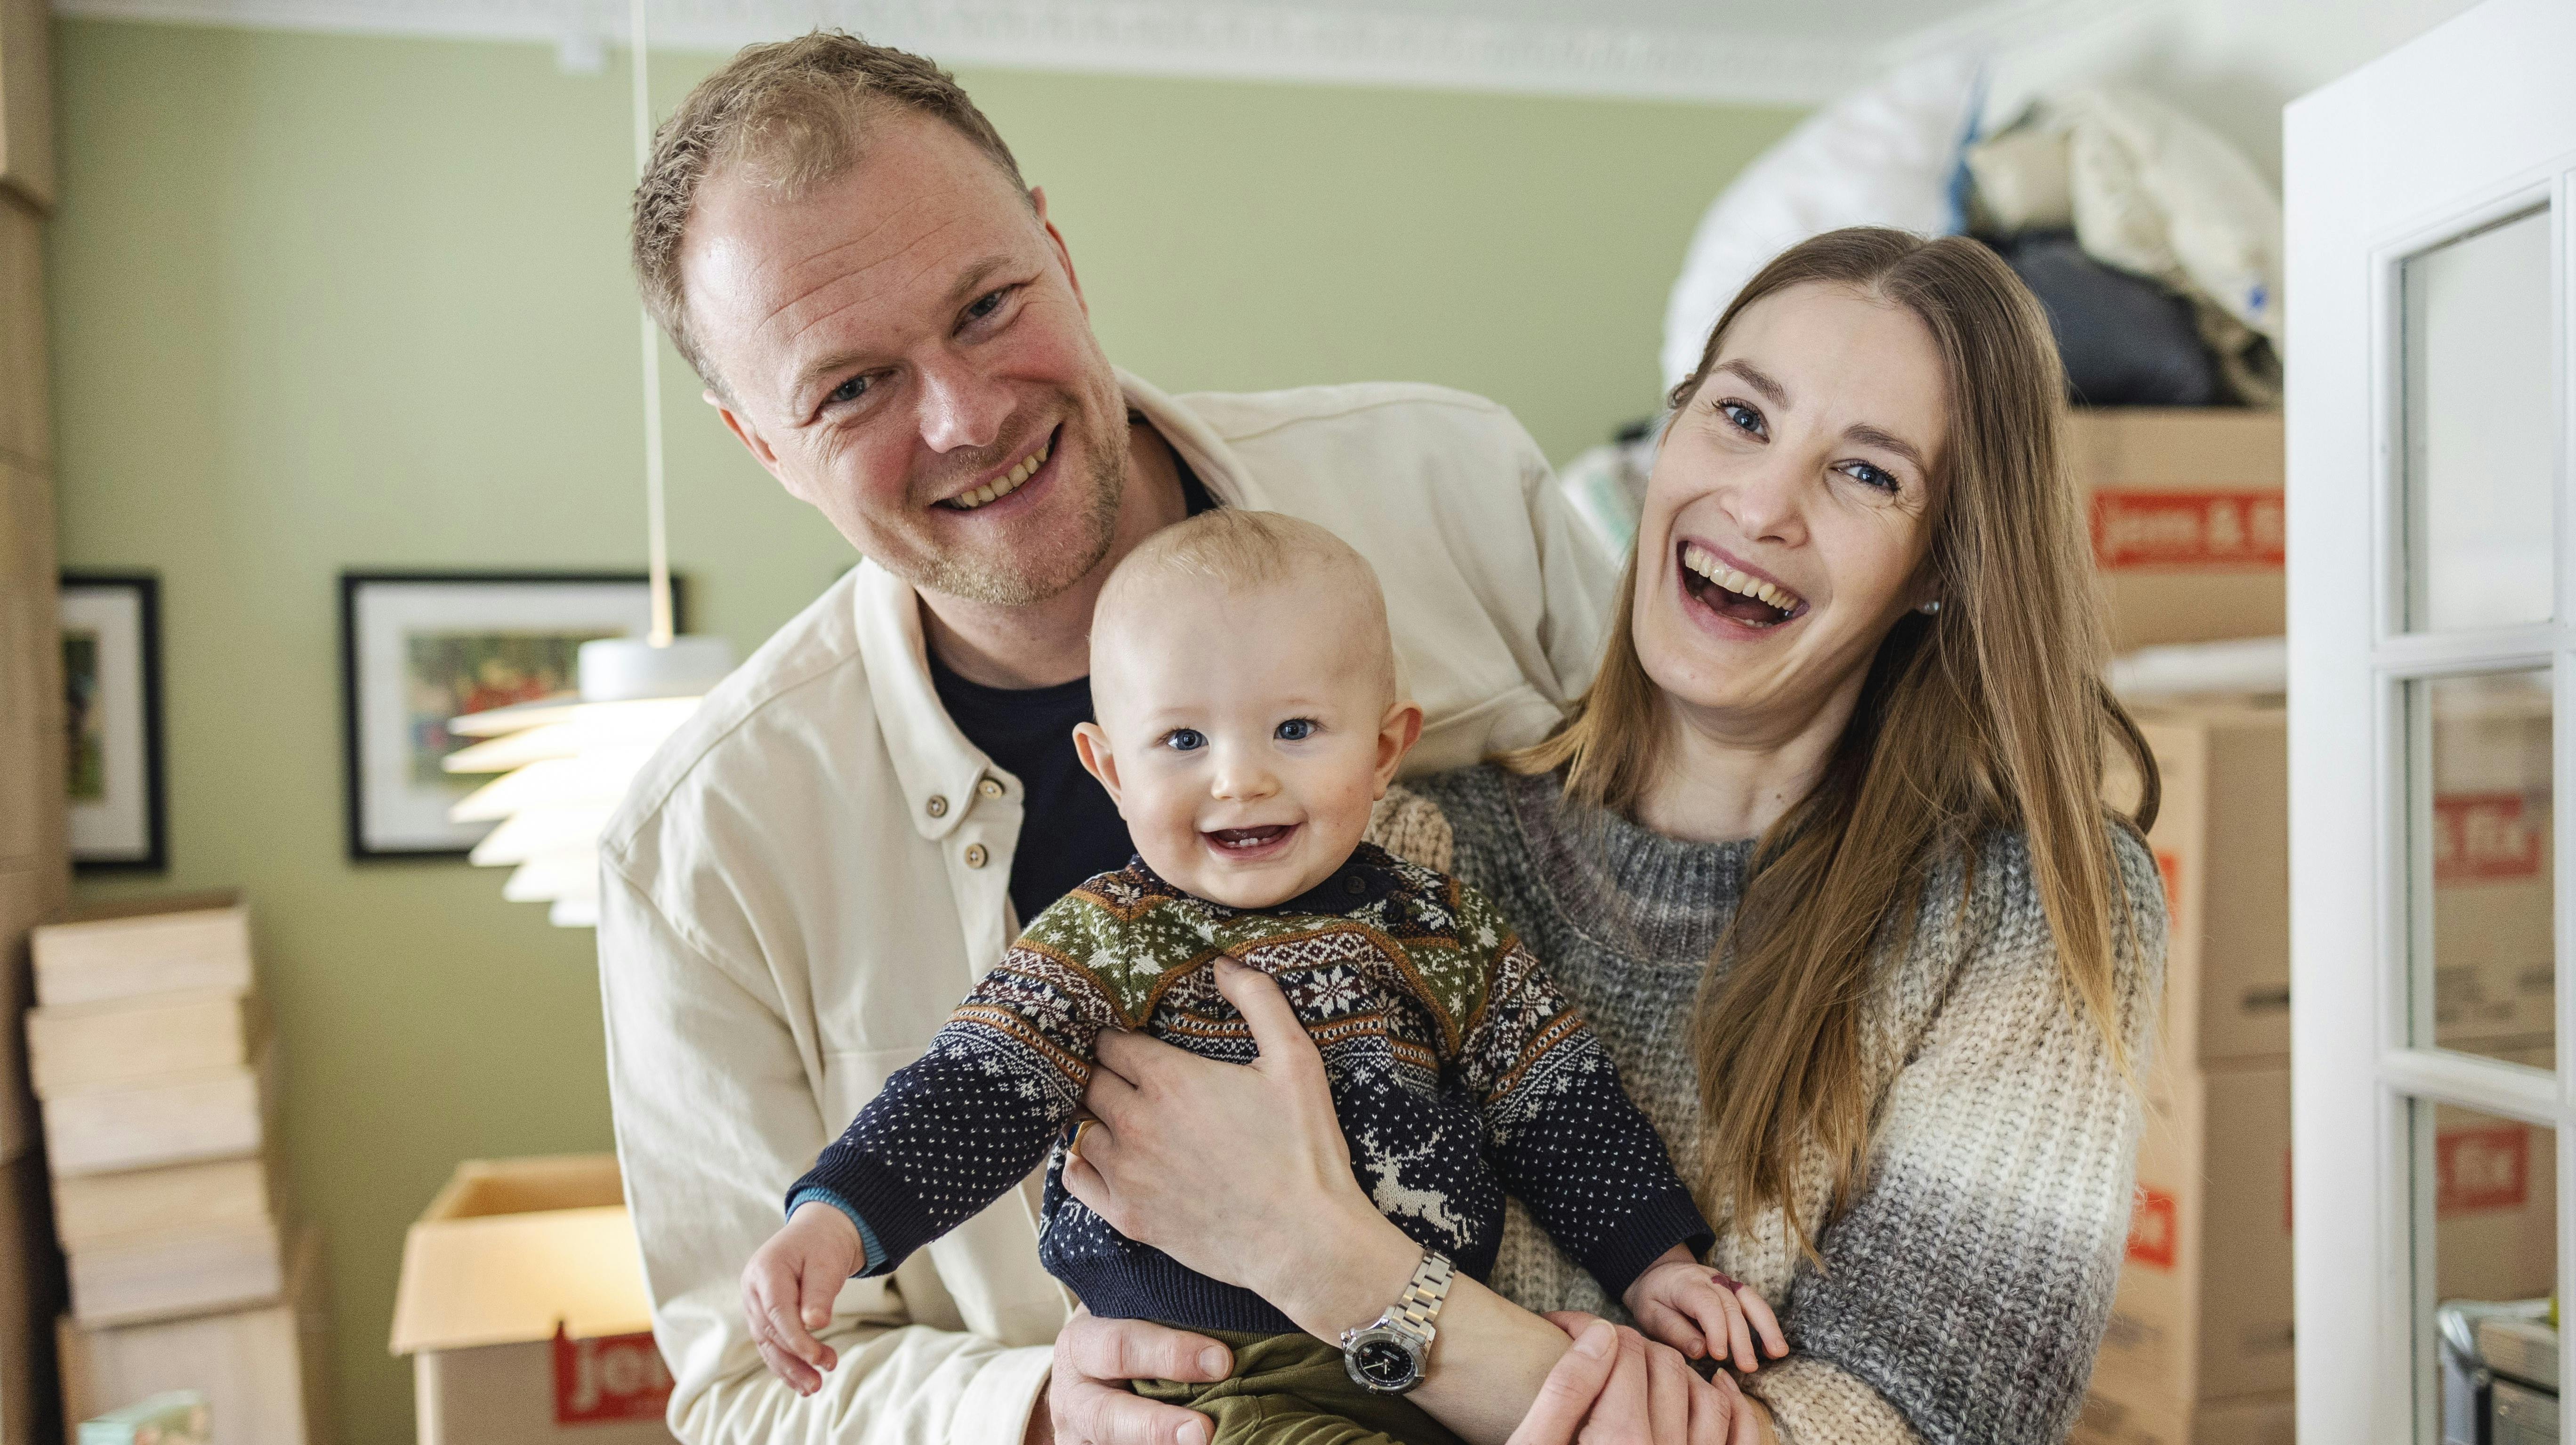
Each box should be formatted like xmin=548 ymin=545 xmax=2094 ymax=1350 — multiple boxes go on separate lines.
xmin=679 ymin=110 xmax=1129 ymax=606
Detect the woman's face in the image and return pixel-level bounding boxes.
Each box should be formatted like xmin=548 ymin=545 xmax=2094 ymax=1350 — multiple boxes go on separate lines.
xmin=1633 ymin=281 xmax=1947 ymax=744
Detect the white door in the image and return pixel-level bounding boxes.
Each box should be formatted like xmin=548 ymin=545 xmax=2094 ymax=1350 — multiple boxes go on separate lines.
xmin=2289 ymin=0 xmax=2572 ymax=1440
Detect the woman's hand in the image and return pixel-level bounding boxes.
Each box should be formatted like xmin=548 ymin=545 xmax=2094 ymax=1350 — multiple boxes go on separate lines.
xmin=1062 ymin=956 xmax=1419 ymax=1333
xmin=1035 ymin=1308 xmax=1230 ymax=1445
xmin=1508 ymin=1314 xmax=1765 ymax=1445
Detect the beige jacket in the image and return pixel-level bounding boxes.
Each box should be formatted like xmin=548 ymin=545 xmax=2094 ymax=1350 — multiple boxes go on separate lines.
xmin=597 ymin=371 xmax=1615 ymax=1445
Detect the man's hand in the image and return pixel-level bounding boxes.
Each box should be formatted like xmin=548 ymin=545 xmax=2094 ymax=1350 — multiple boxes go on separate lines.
xmin=1063 ymin=956 xmax=1404 ymax=1333
xmin=1036 ymin=1308 xmax=1230 ymax=1445
xmin=1508 ymin=1315 xmax=1748 ymax=1445
xmin=740 ymin=1202 xmax=864 ymax=1396
xmin=1621 ymin=1246 xmax=1789 ymax=1375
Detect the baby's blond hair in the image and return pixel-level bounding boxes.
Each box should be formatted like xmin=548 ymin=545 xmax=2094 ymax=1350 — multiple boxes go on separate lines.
xmin=1093 ymin=509 xmax=1398 ymax=705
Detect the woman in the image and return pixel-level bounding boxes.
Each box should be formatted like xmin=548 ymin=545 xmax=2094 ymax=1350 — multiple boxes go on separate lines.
xmin=1042 ymin=227 xmax=2167 ymax=1445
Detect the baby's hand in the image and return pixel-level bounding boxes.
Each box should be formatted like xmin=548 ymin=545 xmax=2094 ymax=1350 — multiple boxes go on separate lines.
xmin=741 ymin=1202 xmax=865 ymax=1393
xmin=1622 ymin=1245 xmax=1789 ymax=1375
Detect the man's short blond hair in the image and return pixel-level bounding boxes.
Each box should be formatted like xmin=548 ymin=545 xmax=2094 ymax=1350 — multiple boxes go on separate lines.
xmin=629 ymin=32 xmax=1028 ymax=396
xmin=1095 ymin=510 xmax=1399 ymax=705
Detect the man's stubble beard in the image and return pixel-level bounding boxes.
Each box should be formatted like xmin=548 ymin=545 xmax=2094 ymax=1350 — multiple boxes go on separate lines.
xmin=908 ymin=408 xmax=1127 ymax=610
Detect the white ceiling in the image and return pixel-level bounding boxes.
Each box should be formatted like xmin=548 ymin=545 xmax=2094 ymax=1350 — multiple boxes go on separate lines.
xmin=50 ymin=0 xmax=2132 ymax=104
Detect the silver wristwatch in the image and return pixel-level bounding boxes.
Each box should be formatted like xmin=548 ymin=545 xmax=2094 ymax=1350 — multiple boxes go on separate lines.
xmin=1340 ymin=1251 xmax=1454 ymax=1394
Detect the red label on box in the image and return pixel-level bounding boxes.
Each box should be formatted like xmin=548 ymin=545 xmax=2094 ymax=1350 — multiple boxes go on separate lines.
xmin=2091 ymin=492 xmax=2285 ymax=570
xmin=2153 ymin=850 xmax=2182 ymax=917
xmin=2432 ymin=792 xmax=2544 ymax=882
xmin=553 ymin=1327 xmax=675 ymax=1425
xmin=2437 ymin=1124 xmax=2530 ymax=1215
xmin=2126 ymin=1185 xmax=2178 ymax=1269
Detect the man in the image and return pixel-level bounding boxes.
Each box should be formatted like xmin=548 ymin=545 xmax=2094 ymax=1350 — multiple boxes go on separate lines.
xmin=600 ymin=32 xmax=1612 ymax=1445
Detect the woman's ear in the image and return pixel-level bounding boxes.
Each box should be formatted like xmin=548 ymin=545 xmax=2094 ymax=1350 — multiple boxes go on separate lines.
xmin=1072 ymin=722 xmax=1123 ymax=807
xmin=1372 ymin=702 xmax=1425 ymax=798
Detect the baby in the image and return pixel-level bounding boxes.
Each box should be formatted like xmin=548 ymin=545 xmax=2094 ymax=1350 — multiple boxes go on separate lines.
xmin=745 ymin=510 xmax=1781 ymax=1441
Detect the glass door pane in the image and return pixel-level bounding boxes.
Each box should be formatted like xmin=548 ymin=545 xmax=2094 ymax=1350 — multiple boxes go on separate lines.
xmin=2402 ymin=205 xmax=2558 ymax=633
xmin=2419 ymin=1098 xmax=2559 ymax=1444
xmin=2415 ymin=670 xmax=2556 ymax=1069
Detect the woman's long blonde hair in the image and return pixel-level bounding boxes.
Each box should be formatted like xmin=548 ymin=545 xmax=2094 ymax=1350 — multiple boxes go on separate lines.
xmin=1511 ymin=227 xmax=2158 ymax=1247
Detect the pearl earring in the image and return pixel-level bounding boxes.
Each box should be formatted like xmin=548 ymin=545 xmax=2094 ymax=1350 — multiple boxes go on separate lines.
xmin=1916 ymin=599 xmax=1942 ymax=615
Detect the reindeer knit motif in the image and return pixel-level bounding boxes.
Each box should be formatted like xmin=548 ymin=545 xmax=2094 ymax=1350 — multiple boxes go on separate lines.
xmin=793 ymin=841 xmax=1712 ymax=1335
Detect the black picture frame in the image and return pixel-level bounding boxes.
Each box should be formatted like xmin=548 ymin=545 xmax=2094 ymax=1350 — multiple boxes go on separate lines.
xmin=60 ymin=572 xmax=168 ymax=873
xmin=338 ymin=571 xmax=683 ymax=861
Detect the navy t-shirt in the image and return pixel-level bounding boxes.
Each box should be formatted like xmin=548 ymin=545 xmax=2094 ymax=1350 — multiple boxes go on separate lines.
xmin=927 ymin=450 xmax=1215 ymax=925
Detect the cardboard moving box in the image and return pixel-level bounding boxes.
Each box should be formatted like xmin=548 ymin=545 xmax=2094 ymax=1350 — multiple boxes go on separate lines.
xmin=30 ymin=896 xmax=251 ymax=1009
xmin=2095 ymin=1063 xmax=2556 ymax=1407
xmin=2119 ymin=703 xmax=2290 ymax=1066
xmin=58 ymin=1228 xmax=330 ymax=1445
xmin=390 ymin=1156 xmax=678 ymax=1445
xmin=2068 ymin=409 xmax=2284 ymax=654
xmin=2428 ymin=679 xmax=2554 ymax=1053
xmin=2071 ymin=1390 xmax=2294 ymax=1445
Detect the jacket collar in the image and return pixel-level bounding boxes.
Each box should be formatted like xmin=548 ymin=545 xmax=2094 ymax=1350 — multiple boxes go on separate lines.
xmin=853 ymin=368 xmax=1254 ymax=840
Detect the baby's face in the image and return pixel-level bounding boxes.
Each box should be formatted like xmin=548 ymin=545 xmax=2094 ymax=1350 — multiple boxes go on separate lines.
xmin=1076 ymin=573 xmax=1417 ymax=909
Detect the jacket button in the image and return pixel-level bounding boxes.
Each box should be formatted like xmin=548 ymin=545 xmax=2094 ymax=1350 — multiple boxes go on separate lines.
xmin=926 ymin=795 xmax=949 ymax=819
xmin=978 ymin=778 xmax=1005 ymax=799
xmin=964 ymin=843 xmax=990 ymax=869
xmin=1345 ymin=875 xmax=1366 ymax=895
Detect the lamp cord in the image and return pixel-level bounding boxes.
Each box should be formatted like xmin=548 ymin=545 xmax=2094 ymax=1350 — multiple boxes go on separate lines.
xmin=631 ymin=0 xmax=674 ymax=648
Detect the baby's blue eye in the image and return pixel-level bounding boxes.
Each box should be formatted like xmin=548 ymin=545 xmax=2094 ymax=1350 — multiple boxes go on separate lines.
xmin=1275 ymin=718 xmax=1315 ymax=742
xmin=1163 ymin=728 xmax=1206 ymax=752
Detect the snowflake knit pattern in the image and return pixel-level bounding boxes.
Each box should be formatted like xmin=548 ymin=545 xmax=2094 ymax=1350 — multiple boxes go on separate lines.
xmin=793 ymin=841 xmax=1712 ymax=1335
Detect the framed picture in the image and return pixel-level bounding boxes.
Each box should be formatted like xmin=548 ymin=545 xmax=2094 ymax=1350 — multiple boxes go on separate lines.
xmin=339 ymin=572 xmax=674 ymax=860
xmin=60 ymin=573 xmax=167 ymax=872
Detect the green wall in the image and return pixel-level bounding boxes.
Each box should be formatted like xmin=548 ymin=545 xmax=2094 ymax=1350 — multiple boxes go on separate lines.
xmin=46 ymin=18 xmax=1798 ymax=1442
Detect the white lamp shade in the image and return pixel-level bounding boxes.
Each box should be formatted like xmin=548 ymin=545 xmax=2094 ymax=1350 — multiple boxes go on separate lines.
xmin=444 ymin=638 xmax=734 ymax=928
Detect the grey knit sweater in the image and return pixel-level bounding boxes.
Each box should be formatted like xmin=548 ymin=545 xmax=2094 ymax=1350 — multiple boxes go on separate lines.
xmin=1368 ymin=766 xmax=2165 ymax=1445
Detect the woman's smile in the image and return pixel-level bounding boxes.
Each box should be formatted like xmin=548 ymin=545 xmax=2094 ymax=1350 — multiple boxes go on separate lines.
xmin=1675 ymin=538 xmax=1808 ymax=634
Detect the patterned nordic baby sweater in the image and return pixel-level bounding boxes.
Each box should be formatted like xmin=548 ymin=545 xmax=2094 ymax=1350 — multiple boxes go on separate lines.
xmin=792 ymin=841 xmax=1713 ymax=1335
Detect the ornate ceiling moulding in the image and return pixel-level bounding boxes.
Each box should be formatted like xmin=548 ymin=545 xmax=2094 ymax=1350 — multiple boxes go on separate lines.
xmin=52 ymin=0 xmax=1901 ymax=104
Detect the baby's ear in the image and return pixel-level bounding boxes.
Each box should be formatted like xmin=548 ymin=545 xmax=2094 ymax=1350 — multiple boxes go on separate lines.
xmin=1072 ymin=722 xmax=1123 ymax=805
xmin=1373 ymin=702 xmax=1425 ymax=796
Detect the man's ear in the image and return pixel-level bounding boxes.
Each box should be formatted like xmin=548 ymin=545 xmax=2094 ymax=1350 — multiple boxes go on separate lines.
xmin=1030 ymin=185 xmax=1088 ymax=316
xmin=1371 ymin=701 xmax=1425 ymax=799
xmin=1072 ymin=721 xmax=1123 ymax=808
xmin=708 ymin=389 xmax=791 ymax=487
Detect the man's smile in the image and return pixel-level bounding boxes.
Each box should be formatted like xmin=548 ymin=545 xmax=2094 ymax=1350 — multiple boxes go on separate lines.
xmin=935 ymin=425 xmax=1059 ymax=512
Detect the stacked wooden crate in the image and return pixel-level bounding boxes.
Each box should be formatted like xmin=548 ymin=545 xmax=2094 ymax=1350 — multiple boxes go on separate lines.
xmin=26 ymin=896 xmax=330 ymax=1445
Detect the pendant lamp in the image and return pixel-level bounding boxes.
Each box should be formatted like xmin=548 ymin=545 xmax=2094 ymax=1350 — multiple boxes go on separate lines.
xmin=441 ymin=0 xmax=736 ymax=927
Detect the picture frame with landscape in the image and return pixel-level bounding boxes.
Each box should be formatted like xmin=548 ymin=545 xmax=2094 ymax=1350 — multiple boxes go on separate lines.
xmin=59 ymin=573 xmax=167 ymax=872
xmin=338 ymin=572 xmax=672 ymax=860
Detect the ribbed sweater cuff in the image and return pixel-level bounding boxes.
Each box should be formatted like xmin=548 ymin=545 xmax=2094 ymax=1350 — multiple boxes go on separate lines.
xmin=1586 ymin=1186 xmax=1718 ymax=1303
xmin=788 ymin=1160 xmax=922 ymax=1279
xmin=785 ymin=1184 xmax=889 ymax=1276
xmin=1743 ymin=1356 xmax=1924 ymax=1445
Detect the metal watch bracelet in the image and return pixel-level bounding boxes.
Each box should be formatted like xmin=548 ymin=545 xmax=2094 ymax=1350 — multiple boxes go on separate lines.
xmin=1339 ymin=1251 xmax=1454 ymax=1394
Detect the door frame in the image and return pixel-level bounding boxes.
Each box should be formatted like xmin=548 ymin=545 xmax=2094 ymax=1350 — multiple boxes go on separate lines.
xmin=2286 ymin=0 xmax=2576 ymax=1439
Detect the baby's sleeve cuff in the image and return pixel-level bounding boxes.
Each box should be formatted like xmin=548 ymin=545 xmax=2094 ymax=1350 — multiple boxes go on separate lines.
xmin=786 ymin=1184 xmax=889 ymax=1276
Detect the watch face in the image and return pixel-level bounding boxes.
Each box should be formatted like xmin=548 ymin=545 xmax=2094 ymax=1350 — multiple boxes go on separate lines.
xmin=1350 ymin=1332 xmax=1420 ymax=1391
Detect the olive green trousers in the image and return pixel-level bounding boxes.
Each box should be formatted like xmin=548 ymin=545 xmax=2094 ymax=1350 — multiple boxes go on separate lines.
xmin=1132 ymin=1329 xmax=1470 ymax=1445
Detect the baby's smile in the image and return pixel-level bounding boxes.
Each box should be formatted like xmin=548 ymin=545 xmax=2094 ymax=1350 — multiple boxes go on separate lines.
xmin=1205 ymin=822 xmax=1301 ymax=858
